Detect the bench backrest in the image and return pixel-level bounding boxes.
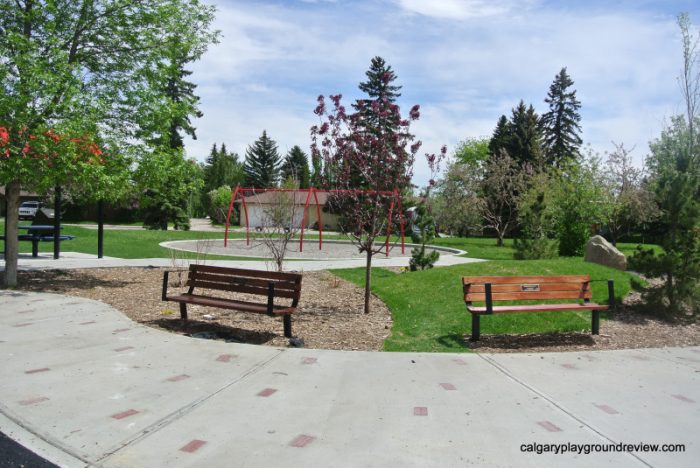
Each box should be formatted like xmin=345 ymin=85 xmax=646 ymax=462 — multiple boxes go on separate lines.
xmin=187 ymin=265 xmax=302 ymax=305
xmin=462 ymin=275 xmax=592 ymax=304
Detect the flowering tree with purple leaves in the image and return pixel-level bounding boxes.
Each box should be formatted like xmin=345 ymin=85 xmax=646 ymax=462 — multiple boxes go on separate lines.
xmin=311 ymin=92 xmax=423 ymax=314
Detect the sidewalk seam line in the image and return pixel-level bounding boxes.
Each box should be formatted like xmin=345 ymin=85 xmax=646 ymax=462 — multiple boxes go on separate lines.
xmin=477 ymin=353 xmax=653 ymax=468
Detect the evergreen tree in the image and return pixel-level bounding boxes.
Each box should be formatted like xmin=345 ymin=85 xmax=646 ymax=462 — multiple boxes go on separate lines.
xmin=244 ymin=131 xmax=282 ymax=188
xmin=353 ymin=56 xmax=403 ymax=134
xmin=507 ymin=101 xmax=544 ymax=168
xmin=357 ymin=56 xmax=402 ymax=100
xmin=540 ymin=67 xmax=583 ymax=167
xmin=488 ymin=115 xmax=511 ymax=156
xmin=281 ymin=146 xmax=311 ymax=188
xmin=204 ymin=143 xmax=244 ymax=191
xmin=310 ymin=151 xmax=323 ymax=188
xmin=165 ymin=45 xmax=203 ymax=149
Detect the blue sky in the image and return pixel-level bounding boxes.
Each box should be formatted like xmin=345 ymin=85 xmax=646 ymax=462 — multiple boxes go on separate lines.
xmin=183 ymin=0 xmax=700 ymax=187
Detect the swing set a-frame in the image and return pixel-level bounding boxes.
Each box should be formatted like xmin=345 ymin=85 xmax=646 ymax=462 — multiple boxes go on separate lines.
xmin=223 ymin=187 xmax=406 ymax=256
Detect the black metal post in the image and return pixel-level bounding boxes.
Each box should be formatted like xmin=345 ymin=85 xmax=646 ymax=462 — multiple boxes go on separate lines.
xmin=283 ymin=315 xmax=292 ymax=338
xmin=485 ymin=283 xmax=493 ymax=314
xmin=267 ymin=283 xmax=275 ymax=315
xmin=97 ymin=199 xmax=104 ymax=258
xmin=162 ymin=271 xmax=170 ymax=301
xmin=592 ymin=310 xmax=600 ymax=335
xmin=471 ymin=314 xmax=480 ymax=341
xmin=607 ymin=280 xmax=616 ymax=310
xmin=53 ymin=185 xmax=61 ymax=259
xmin=179 ymin=303 xmax=188 ymax=322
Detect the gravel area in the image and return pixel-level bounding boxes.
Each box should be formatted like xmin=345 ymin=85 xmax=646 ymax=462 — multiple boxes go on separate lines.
xmin=162 ymin=238 xmax=461 ymax=260
xmin=8 ymin=267 xmax=392 ymax=351
xmin=4 ymin=267 xmax=699 ymax=353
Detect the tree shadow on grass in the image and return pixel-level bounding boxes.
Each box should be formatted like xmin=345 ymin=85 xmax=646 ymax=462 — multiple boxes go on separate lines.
xmin=145 ymin=318 xmax=277 ymax=345
xmin=436 ymin=334 xmax=471 ymax=350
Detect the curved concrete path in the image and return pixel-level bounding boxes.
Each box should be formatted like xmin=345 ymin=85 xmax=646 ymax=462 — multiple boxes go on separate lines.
xmin=1 ymin=290 xmax=698 ymax=467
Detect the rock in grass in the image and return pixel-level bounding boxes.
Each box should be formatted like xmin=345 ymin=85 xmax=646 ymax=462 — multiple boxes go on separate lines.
xmin=584 ymin=235 xmax=627 ymax=270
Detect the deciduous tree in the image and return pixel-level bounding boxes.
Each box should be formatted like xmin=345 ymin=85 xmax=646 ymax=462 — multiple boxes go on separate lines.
xmin=1 ymin=0 xmax=217 ymax=286
xmin=631 ymin=13 xmax=700 ymax=316
xmin=311 ymin=91 xmax=422 ymax=314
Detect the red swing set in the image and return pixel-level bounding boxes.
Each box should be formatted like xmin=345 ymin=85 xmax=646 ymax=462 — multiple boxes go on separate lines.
xmin=223 ymin=187 xmax=406 ymax=256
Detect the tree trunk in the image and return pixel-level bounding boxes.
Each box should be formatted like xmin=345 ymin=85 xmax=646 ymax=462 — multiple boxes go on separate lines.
xmin=3 ymin=181 xmax=21 ymax=287
xmin=496 ymin=232 xmax=504 ymax=247
xmin=364 ymin=249 xmax=372 ymax=314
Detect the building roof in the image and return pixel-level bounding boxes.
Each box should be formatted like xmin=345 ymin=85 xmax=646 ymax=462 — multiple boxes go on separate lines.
xmin=238 ymin=190 xmax=330 ymax=205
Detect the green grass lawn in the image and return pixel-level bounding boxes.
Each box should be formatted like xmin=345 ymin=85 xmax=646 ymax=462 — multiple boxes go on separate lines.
xmin=0 ymin=221 xmax=256 ymax=260
xmin=332 ymin=258 xmax=635 ymax=353
xmin=0 ymin=220 xmax=348 ymax=260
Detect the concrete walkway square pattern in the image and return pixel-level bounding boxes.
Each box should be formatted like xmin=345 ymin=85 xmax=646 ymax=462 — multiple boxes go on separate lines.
xmin=0 ymin=251 xmax=698 ymax=467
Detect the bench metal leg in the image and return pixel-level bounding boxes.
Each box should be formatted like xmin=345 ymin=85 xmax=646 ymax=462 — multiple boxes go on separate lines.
xmin=283 ymin=315 xmax=292 ymax=338
xmin=32 ymin=239 xmax=39 ymax=257
xmin=179 ymin=303 xmax=188 ymax=322
xmin=592 ymin=310 xmax=600 ymax=335
xmin=470 ymin=314 xmax=480 ymax=341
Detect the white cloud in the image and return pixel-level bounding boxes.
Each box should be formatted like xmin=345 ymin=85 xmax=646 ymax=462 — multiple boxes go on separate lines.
xmin=395 ymin=0 xmax=539 ymax=19
xmin=182 ymin=0 xmax=696 ymax=187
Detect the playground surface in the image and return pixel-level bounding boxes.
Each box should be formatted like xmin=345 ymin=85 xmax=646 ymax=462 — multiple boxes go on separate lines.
xmin=161 ymin=238 xmax=464 ymax=260
xmin=1 ymin=289 xmax=698 ymax=467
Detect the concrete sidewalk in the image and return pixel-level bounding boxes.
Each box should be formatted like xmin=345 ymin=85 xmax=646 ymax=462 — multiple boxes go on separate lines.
xmin=1 ymin=290 xmax=698 ymax=467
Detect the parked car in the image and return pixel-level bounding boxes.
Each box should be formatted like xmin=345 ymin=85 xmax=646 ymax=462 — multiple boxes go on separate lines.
xmin=18 ymin=201 xmax=42 ymax=220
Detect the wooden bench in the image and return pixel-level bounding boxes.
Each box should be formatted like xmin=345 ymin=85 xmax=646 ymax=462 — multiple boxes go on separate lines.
xmin=162 ymin=265 xmax=302 ymax=338
xmin=462 ymin=275 xmax=615 ymax=341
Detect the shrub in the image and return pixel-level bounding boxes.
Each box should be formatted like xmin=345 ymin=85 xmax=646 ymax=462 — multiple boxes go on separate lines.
xmin=207 ymin=185 xmax=234 ymax=224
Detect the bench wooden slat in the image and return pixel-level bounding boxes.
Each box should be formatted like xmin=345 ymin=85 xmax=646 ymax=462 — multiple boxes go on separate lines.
xmin=166 ymin=294 xmax=295 ymax=315
xmin=465 ymin=290 xmax=593 ymax=302
xmin=464 ymin=283 xmax=588 ymax=294
xmin=190 ymin=264 xmax=302 ymax=282
xmin=186 ymin=279 xmax=299 ymax=299
xmin=462 ymin=275 xmax=590 ymax=285
xmin=467 ymin=303 xmax=608 ymax=314
xmin=461 ymin=274 xmax=613 ymax=342
xmin=162 ymin=265 xmax=303 ymax=339
xmin=188 ymin=271 xmax=299 ymax=292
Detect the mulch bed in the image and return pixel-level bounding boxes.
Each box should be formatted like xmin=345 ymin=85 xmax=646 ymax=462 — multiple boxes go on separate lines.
xmin=3 ymin=267 xmax=699 ymax=353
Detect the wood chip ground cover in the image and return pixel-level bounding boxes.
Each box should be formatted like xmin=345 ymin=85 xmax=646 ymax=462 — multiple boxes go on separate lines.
xmin=6 ymin=267 xmax=699 ymax=353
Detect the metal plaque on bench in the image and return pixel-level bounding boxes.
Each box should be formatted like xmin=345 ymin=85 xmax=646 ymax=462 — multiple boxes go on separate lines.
xmin=521 ymin=284 xmax=540 ymax=292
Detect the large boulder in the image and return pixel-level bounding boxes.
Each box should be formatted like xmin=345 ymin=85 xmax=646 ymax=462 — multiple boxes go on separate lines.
xmin=584 ymin=235 xmax=627 ymax=270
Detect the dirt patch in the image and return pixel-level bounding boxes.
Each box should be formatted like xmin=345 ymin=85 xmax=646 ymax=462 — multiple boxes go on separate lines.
xmin=9 ymin=267 xmax=392 ymax=351
xmin=5 ymin=267 xmax=699 ymax=353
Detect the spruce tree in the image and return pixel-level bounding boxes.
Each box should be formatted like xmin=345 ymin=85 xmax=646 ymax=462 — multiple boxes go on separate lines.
xmin=281 ymin=146 xmax=311 ymax=188
xmin=540 ymin=67 xmax=582 ymax=167
xmin=353 ymin=56 xmax=403 ymax=134
xmin=244 ymin=131 xmax=282 ymax=188
xmin=488 ymin=115 xmax=511 ymax=156
xmin=507 ymin=101 xmax=544 ymax=168
xmin=357 ymin=56 xmax=402 ymax=100
xmin=204 ymin=143 xmax=244 ymax=191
